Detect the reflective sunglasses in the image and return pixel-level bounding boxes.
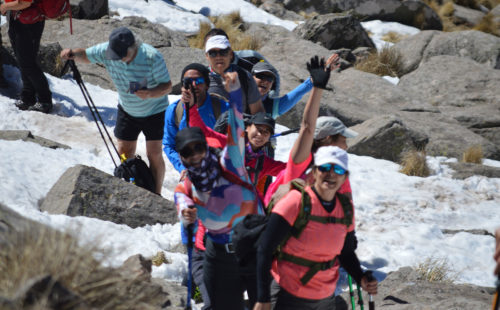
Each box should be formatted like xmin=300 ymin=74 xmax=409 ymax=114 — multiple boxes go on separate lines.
xmin=254 ymin=72 xmax=274 ymax=83
xmin=180 ymin=143 xmax=207 ymax=158
xmin=317 ymin=163 xmax=346 ymax=175
xmin=182 ymin=77 xmax=205 ymax=86
xmin=207 ymin=48 xmax=230 ymax=58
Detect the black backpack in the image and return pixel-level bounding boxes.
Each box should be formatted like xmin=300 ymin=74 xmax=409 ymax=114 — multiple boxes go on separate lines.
xmin=113 ymin=155 xmax=156 ymax=193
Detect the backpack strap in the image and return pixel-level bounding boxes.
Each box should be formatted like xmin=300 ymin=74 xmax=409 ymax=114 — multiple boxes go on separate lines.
xmin=220 ymin=167 xmax=254 ymax=192
xmin=235 ymin=66 xmax=250 ymax=113
xmin=209 ymin=95 xmax=222 ymax=121
xmin=246 ymin=155 xmax=265 ymax=187
xmin=276 ymin=251 xmax=338 ymax=285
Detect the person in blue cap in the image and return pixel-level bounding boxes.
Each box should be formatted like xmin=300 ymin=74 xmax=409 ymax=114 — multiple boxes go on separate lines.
xmin=60 ymin=27 xmax=172 ymax=195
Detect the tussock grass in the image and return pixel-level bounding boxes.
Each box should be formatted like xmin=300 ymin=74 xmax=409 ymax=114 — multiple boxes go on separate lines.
xmin=298 ymin=10 xmax=319 ymax=19
xmin=415 ymin=257 xmax=458 ymax=283
xmin=479 ymin=0 xmax=500 ymax=9
xmin=462 ymin=145 xmax=483 ymax=163
xmin=354 ymin=45 xmax=404 ymax=77
xmin=399 ymin=150 xmax=431 ymax=177
xmin=473 ymin=13 xmax=500 ymax=36
xmin=188 ymin=11 xmax=262 ymax=50
xmin=0 ymin=227 xmax=160 ymax=309
xmin=381 ymin=31 xmax=407 ymax=43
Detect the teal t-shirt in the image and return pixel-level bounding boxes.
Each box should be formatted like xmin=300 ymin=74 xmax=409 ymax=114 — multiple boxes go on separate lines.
xmin=86 ymin=42 xmax=170 ymax=117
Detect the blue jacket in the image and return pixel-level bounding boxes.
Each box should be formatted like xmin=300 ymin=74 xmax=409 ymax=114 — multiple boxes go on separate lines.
xmin=163 ymin=95 xmax=229 ymax=172
xmin=263 ymin=77 xmax=313 ymax=119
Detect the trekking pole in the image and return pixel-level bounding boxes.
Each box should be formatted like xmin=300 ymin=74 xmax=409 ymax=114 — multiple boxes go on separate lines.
xmin=348 ymin=275 xmax=356 ymax=310
xmin=62 ymin=59 xmax=121 ymax=168
xmin=356 ymin=282 xmax=365 ymax=310
xmin=493 ymin=276 xmax=500 ymax=310
xmin=271 ymin=127 xmax=300 ymax=138
xmin=365 ymin=271 xmax=375 ymax=310
xmin=185 ymin=218 xmax=194 ymax=310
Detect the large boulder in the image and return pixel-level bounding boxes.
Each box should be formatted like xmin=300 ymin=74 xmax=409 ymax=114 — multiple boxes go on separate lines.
xmin=398 ymin=55 xmax=500 ymax=107
xmin=348 ymin=115 xmax=429 ymax=162
xmin=394 ymin=30 xmax=500 ymax=75
xmin=258 ymin=0 xmax=305 ymax=21
xmin=293 ymin=13 xmax=375 ymax=50
xmin=283 ymin=0 xmax=443 ymax=30
xmin=340 ymin=267 xmax=493 ymax=309
xmin=451 ymin=4 xmax=486 ymax=26
xmin=69 ymin=0 xmax=109 ymax=20
xmin=159 ymin=46 xmax=206 ymax=95
xmin=40 ymin=165 xmax=178 ymax=228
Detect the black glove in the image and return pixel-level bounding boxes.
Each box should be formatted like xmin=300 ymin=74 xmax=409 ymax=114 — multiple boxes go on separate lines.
xmin=307 ymin=55 xmax=331 ymax=89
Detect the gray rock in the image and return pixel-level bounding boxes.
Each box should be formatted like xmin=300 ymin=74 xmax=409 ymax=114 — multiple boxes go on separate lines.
xmin=283 ymin=0 xmax=443 ymax=30
xmin=159 ymin=46 xmax=206 ymax=95
xmin=339 ymin=267 xmax=493 ymax=309
xmin=398 ymin=55 xmax=500 ymax=107
xmin=40 ymin=165 xmax=178 ymax=228
xmin=259 ymin=0 xmax=305 ymax=21
xmin=293 ymin=13 xmax=375 ymax=50
xmin=69 ymin=0 xmax=109 ymax=20
xmin=422 ymin=30 xmax=500 ymax=69
xmin=39 ymin=42 xmax=66 ymax=77
xmin=348 ymin=115 xmax=429 ymax=162
xmin=492 ymin=4 xmax=500 ymax=24
xmin=0 ymin=130 xmax=70 ymax=150
xmin=393 ymin=30 xmax=440 ymax=75
xmin=452 ymin=4 xmax=486 ymax=26
xmin=396 ymin=111 xmax=500 ymax=160
xmin=445 ymin=162 xmax=500 ymax=179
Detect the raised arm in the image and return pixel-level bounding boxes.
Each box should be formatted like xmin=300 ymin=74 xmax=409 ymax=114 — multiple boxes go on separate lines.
xmin=290 ymin=55 xmax=338 ymax=164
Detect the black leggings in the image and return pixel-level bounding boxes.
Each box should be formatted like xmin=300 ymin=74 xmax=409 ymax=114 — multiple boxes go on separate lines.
xmin=8 ymin=18 xmax=52 ymax=104
xmin=271 ymin=280 xmax=337 ymax=310
xmin=203 ymin=238 xmax=257 ymax=310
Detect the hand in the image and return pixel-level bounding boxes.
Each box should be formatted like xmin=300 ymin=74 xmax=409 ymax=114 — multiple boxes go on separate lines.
xmin=253 ymin=302 xmax=271 ymax=310
xmin=361 ymin=273 xmax=378 ymax=295
xmin=307 ymin=55 xmax=331 ymax=89
xmin=134 ymin=89 xmax=151 ymax=100
xmin=223 ymin=71 xmax=240 ymax=92
xmin=1 ymin=4 xmax=7 ymax=15
xmin=181 ymin=207 xmax=197 ymax=224
xmin=325 ymin=53 xmax=341 ymax=71
xmin=180 ymin=86 xmax=196 ymax=108
xmin=179 ymin=170 xmax=188 ymax=182
xmin=60 ymin=48 xmax=75 ymax=60
xmin=494 ymin=227 xmax=500 ymax=275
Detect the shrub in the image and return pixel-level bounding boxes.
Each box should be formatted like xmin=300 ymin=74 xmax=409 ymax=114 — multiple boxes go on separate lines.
xmin=0 ymin=227 xmax=163 ymax=309
xmin=381 ymin=31 xmax=407 ymax=43
xmin=399 ymin=149 xmax=431 ymax=177
xmin=473 ymin=13 xmax=500 ymax=37
xmin=188 ymin=11 xmax=261 ymax=50
xmin=462 ymin=145 xmax=483 ymax=164
xmin=415 ymin=257 xmax=458 ymax=283
xmin=354 ymin=45 xmax=404 ymax=77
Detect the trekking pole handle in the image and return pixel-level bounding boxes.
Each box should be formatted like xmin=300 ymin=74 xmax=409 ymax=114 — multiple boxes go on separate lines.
xmin=271 ymin=127 xmax=300 ymax=138
xmin=365 ymin=270 xmax=376 ymax=310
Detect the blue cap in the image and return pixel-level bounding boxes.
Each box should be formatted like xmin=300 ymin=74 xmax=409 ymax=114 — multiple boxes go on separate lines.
xmin=106 ymin=27 xmax=135 ymax=60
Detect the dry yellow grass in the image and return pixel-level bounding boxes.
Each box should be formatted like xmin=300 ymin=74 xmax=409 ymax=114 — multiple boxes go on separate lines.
xmin=415 ymin=257 xmax=457 ymax=283
xmin=479 ymin=0 xmax=500 ymax=9
xmin=473 ymin=13 xmax=500 ymax=36
xmin=381 ymin=31 xmax=407 ymax=43
xmin=354 ymin=45 xmax=404 ymax=77
xmin=399 ymin=150 xmax=431 ymax=177
xmin=188 ymin=11 xmax=262 ymax=50
xmin=462 ymin=145 xmax=483 ymax=163
xmin=0 ymin=227 xmax=162 ymax=309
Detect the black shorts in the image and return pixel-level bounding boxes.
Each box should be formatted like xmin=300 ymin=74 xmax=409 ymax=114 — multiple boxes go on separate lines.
xmin=114 ymin=104 xmax=165 ymax=141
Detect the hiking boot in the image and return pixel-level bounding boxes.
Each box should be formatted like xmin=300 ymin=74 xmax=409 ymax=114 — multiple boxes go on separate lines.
xmin=14 ymin=100 xmax=35 ymax=111
xmin=28 ymin=102 xmax=53 ymax=114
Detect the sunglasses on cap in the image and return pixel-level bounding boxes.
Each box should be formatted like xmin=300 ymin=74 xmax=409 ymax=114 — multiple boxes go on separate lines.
xmin=254 ymin=72 xmax=274 ymax=83
xmin=207 ymin=48 xmax=230 ymax=58
xmin=180 ymin=142 xmax=207 ymax=158
xmin=317 ymin=163 xmax=346 ymax=175
xmin=182 ymin=77 xmax=205 ymax=86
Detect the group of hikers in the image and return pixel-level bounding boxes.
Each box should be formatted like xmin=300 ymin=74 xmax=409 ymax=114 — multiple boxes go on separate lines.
xmin=3 ymin=1 xmax=381 ymax=308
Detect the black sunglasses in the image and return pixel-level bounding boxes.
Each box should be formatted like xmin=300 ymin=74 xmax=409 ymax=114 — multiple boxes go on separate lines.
xmin=254 ymin=72 xmax=274 ymax=83
xmin=207 ymin=48 xmax=230 ymax=58
xmin=182 ymin=77 xmax=205 ymax=86
xmin=180 ymin=142 xmax=207 ymax=158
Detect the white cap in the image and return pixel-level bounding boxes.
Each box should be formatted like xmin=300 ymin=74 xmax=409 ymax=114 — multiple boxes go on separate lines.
xmin=314 ymin=146 xmax=349 ymax=172
xmin=205 ymin=35 xmax=231 ymax=52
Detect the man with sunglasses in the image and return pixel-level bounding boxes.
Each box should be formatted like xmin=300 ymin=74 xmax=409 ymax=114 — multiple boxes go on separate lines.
xmin=203 ymin=30 xmax=265 ymax=115
xmin=60 ymin=27 xmax=172 ymax=195
xmin=163 ymin=63 xmax=229 ymax=179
